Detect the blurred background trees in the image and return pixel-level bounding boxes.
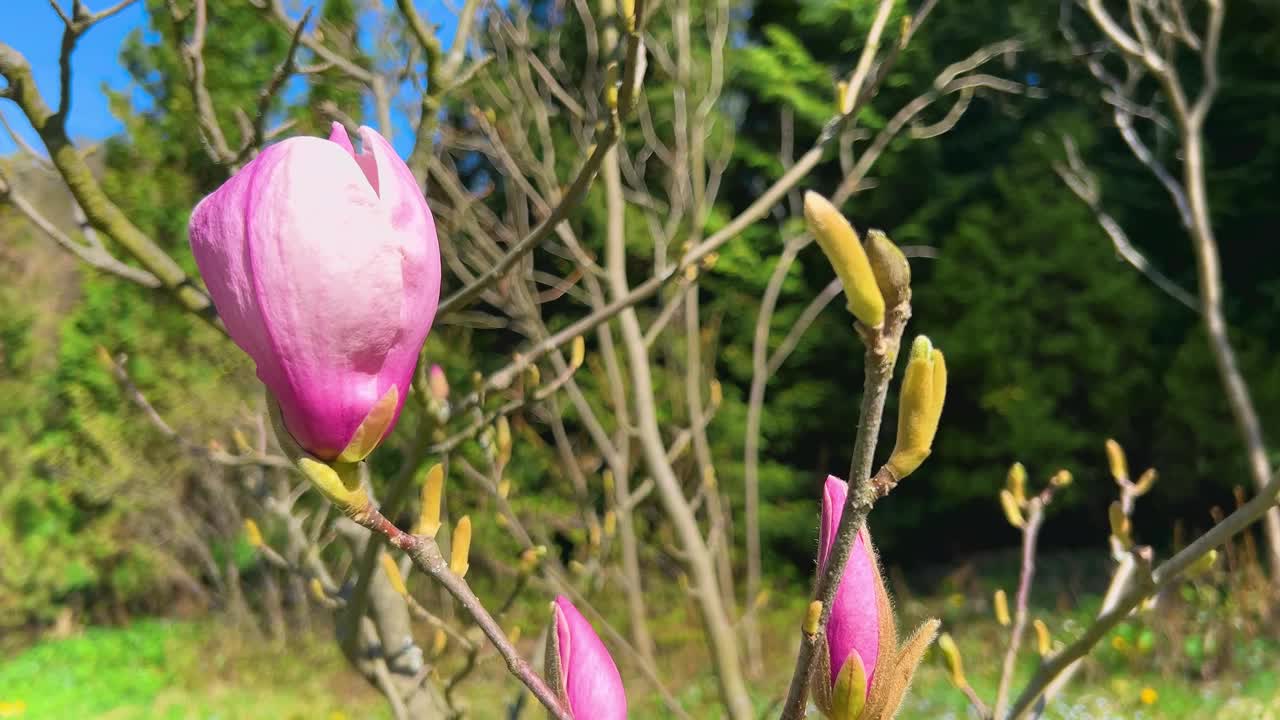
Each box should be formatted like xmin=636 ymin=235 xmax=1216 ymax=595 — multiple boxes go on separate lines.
xmin=2 ymin=0 xmax=1279 ymax=716
xmin=4 ymin=0 xmax=1279 ymax=631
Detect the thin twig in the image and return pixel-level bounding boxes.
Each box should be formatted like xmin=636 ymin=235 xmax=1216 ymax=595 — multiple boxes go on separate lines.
xmin=353 ymin=507 xmax=573 ymax=720
xmin=1006 ymin=468 xmax=1280 ymax=718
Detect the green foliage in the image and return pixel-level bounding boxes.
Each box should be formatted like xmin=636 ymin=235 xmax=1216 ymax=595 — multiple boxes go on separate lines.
xmin=0 ymin=1 xmax=292 ymax=626
xmin=0 ymin=620 xmax=386 ymax=719
xmin=6 ymin=0 xmax=1280 ymax=632
xmin=905 ymin=127 xmax=1161 ymax=516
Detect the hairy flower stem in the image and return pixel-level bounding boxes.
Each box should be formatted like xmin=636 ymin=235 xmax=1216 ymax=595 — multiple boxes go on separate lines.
xmin=349 ymin=503 xmax=573 ymax=720
xmin=777 ymin=302 xmax=909 ymax=720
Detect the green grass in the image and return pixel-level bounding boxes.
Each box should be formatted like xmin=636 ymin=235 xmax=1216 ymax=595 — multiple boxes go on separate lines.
xmin=0 ymin=620 xmax=385 ymax=720
xmin=1 ymin=598 xmax=1278 ymax=719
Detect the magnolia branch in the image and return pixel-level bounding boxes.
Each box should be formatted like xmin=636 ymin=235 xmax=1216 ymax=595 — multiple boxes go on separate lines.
xmin=775 ymin=300 xmax=911 ymax=720
xmin=1065 ymin=0 xmax=1280 ymax=581
xmin=436 ymin=0 xmax=649 ymax=318
xmin=1051 ymin=135 xmax=1198 ymax=311
xmin=1006 ymin=469 xmax=1280 ymax=718
xmin=352 ymin=507 xmax=573 ymax=720
xmin=0 ymin=169 xmax=161 ymax=288
xmin=0 ymin=40 xmax=218 ymax=326
xmin=993 ymin=485 xmax=1056 ymax=717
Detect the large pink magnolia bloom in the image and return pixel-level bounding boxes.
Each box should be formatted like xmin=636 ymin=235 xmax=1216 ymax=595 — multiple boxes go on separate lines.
xmin=552 ymin=595 xmax=627 ymax=719
xmin=190 ymin=123 xmax=440 ymax=461
xmin=819 ymin=476 xmax=881 ymax=697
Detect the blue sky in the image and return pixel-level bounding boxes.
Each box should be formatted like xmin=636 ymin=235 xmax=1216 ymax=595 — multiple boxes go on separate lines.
xmin=0 ymin=1 xmax=147 ymax=152
xmin=1 ymin=1 xmax=461 ymax=157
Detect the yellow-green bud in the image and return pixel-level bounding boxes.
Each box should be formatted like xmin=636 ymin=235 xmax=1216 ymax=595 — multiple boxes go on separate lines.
xmin=1187 ymin=549 xmax=1218 ymax=577
xmin=1033 ymin=618 xmax=1051 ymax=656
xmin=451 ymin=516 xmax=472 ymax=578
xmin=605 ymin=63 xmax=620 ymax=110
xmin=1000 ymin=489 xmax=1026 ymax=529
xmin=1007 ymin=462 xmax=1027 ymax=505
xmin=417 ymin=464 xmax=444 ymax=538
xmin=1133 ymin=468 xmax=1158 ymax=496
xmin=994 ymin=589 xmax=1011 ymax=626
xmin=495 ymin=416 xmax=512 ymax=467
xmin=865 ymin=229 xmax=911 ymax=309
xmin=803 ymin=600 xmax=823 ymax=636
xmin=243 ymin=518 xmax=264 ymax=548
xmin=381 ymin=553 xmax=408 ymax=596
xmin=803 ymin=191 xmax=885 ymax=328
xmin=886 ymin=336 xmax=947 ymax=479
xmin=938 ymin=632 xmax=967 ymax=688
xmin=831 ymin=651 xmax=868 ymax=720
xmin=297 ymin=457 xmax=369 ymax=516
xmin=1106 ymin=438 xmax=1129 ymax=483
xmin=271 ymin=399 xmax=370 ymax=515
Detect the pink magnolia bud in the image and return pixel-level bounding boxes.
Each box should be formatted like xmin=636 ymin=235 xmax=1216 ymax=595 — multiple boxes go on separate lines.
xmin=819 ymin=476 xmax=881 ymax=713
xmin=190 ymin=123 xmax=440 ymax=461
xmin=428 ymin=364 xmax=449 ymax=402
xmin=546 ymin=596 xmax=627 ymax=719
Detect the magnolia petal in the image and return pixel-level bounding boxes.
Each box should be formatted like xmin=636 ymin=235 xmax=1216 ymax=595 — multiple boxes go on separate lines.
xmin=552 ymin=596 xmax=627 ymax=719
xmin=820 ymin=477 xmax=882 ymax=690
xmin=189 ymin=125 xmax=440 ymax=461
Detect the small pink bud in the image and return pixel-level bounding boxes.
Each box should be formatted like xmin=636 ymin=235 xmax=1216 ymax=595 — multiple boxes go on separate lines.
xmin=189 ymin=123 xmax=441 ymax=460
xmin=547 ymin=596 xmax=627 ymax=719
xmin=428 ymin=364 xmax=449 ymax=402
xmin=820 ymin=476 xmax=881 ymax=701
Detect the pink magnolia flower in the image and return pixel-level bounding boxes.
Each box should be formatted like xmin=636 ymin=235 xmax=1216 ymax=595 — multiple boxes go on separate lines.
xmin=819 ymin=476 xmax=881 ymax=709
xmin=190 ymin=123 xmax=440 ymax=461
xmin=548 ymin=595 xmax=627 ymax=719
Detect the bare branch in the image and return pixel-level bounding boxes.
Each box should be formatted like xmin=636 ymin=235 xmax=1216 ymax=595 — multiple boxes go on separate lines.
xmin=0 ymin=169 xmax=162 ymax=288
xmin=842 ymin=0 xmax=896 ymax=114
xmin=174 ymin=0 xmax=237 ymax=164
xmin=0 ymin=42 xmax=218 ymax=325
xmin=351 ymin=507 xmax=573 ymax=720
xmin=1052 ymin=135 xmax=1198 ymax=310
xmin=1007 ymin=470 xmax=1280 ymax=718
xmin=0 ymin=113 xmax=55 ymax=172
xmin=236 ymin=8 xmax=313 ymax=165
xmin=993 ymin=486 xmax=1058 ymax=717
xmin=100 ymin=349 xmax=292 ymax=469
